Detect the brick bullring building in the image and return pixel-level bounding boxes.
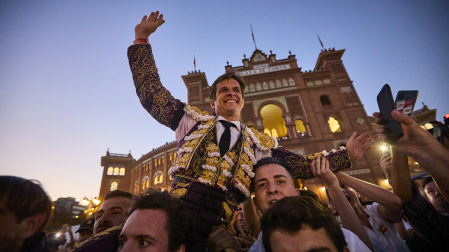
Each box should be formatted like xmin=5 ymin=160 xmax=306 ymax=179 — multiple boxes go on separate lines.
xmin=99 ymin=47 xmax=389 ymax=201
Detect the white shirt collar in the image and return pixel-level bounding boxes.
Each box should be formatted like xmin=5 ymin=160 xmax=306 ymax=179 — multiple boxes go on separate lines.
xmin=216 ymin=115 xmax=241 ymax=130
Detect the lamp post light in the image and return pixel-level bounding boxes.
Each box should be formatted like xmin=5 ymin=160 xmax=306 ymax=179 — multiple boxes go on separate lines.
xmin=81 ymin=196 xmax=101 ymax=218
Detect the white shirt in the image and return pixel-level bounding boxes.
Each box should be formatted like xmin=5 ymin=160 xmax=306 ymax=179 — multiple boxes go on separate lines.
xmin=364 ymin=203 xmax=410 ymax=252
xmin=215 ymin=116 xmax=241 ymax=148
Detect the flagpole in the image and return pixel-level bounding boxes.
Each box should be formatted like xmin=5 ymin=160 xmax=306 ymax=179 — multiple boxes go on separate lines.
xmin=251 ymin=24 xmax=257 ymax=50
xmin=317 ymin=34 xmax=324 ymax=49
xmin=194 ymin=55 xmax=196 ymax=71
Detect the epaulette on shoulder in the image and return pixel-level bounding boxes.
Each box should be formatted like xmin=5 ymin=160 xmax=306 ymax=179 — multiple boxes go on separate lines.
xmin=184 ymin=105 xmax=215 ymax=122
xmin=71 ymin=226 xmax=122 ymax=251
xmin=245 ymin=126 xmax=278 ymax=151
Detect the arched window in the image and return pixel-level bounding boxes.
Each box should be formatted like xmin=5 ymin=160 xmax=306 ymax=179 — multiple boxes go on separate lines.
xmin=119 ymin=168 xmax=125 ymax=176
xmin=153 ymin=171 xmax=163 ymax=185
xmin=275 ymin=79 xmax=282 ymax=88
xmin=261 ymin=104 xmax=288 ymax=138
xmin=328 ymin=117 xmax=342 ymax=133
xmin=288 ymin=77 xmax=295 ymax=86
xmin=110 ymin=182 xmax=118 ymax=191
xmin=295 ymin=119 xmax=307 ymax=134
xmin=141 ymin=176 xmax=149 ymax=190
xmin=320 ymin=95 xmax=331 ymax=106
xmin=262 ymin=82 xmax=269 ymax=90
xmin=249 ymin=84 xmax=255 ymax=92
xmin=113 ymin=167 xmax=119 ymax=175
xmin=264 ymin=128 xmax=271 ymax=137
xmin=107 ymin=167 xmax=113 ymax=175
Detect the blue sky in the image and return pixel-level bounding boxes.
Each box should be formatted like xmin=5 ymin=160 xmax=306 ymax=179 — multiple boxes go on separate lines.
xmin=1 ymin=1 xmax=448 ymax=202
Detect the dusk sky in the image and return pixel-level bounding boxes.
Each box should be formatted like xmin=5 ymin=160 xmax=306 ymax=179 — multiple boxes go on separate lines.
xmin=1 ymin=1 xmax=448 ymax=202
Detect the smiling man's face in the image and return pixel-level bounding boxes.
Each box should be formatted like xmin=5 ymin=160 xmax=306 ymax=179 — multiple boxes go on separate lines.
xmin=253 ymin=163 xmax=299 ymax=214
xmin=210 ymin=78 xmax=244 ymax=121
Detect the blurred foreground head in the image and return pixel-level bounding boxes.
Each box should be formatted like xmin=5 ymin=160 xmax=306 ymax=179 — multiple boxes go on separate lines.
xmin=261 ymin=196 xmax=349 ymax=252
xmin=0 ymin=176 xmax=52 ymax=252
xmin=118 ymin=189 xmax=194 ymax=252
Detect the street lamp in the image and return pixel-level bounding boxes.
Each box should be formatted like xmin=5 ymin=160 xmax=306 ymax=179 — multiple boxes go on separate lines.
xmin=81 ymin=196 xmax=102 ymax=218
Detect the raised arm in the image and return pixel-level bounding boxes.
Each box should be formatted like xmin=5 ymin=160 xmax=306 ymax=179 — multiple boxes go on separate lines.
xmin=374 ymin=110 xmax=449 ymax=200
xmin=311 ymin=157 xmax=373 ymax=251
xmin=271 ymin=131 xmax=371 ymax=180
xmin=128 ymin=11 xmax=185 ymax=130
xmin=335 ymin=171 xmax=403 ymax=222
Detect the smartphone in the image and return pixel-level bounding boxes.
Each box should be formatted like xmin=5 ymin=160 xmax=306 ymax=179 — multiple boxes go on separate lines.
xmin=377 ymin=84 xmax=403 ymax=143
xmin=395 ymin=90 xmax=419 ymax=116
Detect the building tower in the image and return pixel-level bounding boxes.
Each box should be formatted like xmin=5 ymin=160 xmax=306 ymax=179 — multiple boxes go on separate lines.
xmin=98 ymin=150 xmax=135 ymax=199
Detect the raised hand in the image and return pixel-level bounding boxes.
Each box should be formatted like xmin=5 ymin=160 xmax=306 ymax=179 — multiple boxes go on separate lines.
xmin=346 ymin=132 xmax=372 ymax=161
xmin=310 ymin=157 xmax=338 ymax=188
xmin=373 ymin=110 xmax=438 ymax=159
xmin=135 ymin=11 xmax=165 ymax=40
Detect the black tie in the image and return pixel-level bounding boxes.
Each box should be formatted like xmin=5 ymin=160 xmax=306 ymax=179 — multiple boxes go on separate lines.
xmin=219 ymin=120 xmax=237 ymax=157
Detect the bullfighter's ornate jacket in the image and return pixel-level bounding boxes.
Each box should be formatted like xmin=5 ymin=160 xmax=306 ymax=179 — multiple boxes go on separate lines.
xmin=127 ymin=44 xmax=351 ymax=202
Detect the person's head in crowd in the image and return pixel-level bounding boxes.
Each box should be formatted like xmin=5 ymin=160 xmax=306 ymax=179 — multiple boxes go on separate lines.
xmin=94 ymin=190 xmax=133 ymax=234
xmin=118 ymin=189 xmax=193 ymax=252
xmin=261 ymin=196 xmax=349 ymax=252
xmin=0 ymin=176 xmax=53 ymax=252
xmin=251 ymin=157 xmax=300 ymax=214
xmin=422 ymin=176 xmax=449 ymax=214
xmin=209 ymin=71 xmax=246 ymax=119
xmin=326 ymin=184 xmax=364 ymax=213
xmin=75 ymin=218 xmax=95 ymax=243
xmin=299 ymin=189 xmax=320 ymax=201
xmin=47 ymin=232 xmax=66 ymax=252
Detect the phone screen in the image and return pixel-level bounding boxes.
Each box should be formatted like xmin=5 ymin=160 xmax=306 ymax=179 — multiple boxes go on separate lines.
xmin=395 ymin=90 xmax=418 ymax=116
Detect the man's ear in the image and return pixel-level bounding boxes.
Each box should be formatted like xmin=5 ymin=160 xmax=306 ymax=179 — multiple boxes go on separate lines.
xmin=21 ymin=212 xmax=46 ymax=239
xmin=210 ymin=99 xmax=215 ymax=110
xmin=176 ymin=244 xmax=186 ymax=252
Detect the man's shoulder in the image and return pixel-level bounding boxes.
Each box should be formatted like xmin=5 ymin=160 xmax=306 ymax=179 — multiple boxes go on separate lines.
xmin=71 ymin=226 xmax=122 ymax=252
xmin=244 ymin=126 xmax=277 ymax=150
xmin=184 ymin=105 xmax=215 ymax=122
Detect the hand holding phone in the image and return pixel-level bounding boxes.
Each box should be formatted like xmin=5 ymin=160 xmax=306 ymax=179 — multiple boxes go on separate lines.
xmin=377 ymin=84 xmax=404 ymax=143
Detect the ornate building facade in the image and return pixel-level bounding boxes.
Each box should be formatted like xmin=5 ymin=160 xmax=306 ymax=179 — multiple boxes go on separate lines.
xmin=99 ymin=47 xmax=394 ymax=201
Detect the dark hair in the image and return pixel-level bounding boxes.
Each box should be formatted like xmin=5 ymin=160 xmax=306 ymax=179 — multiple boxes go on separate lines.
xmin=129 ymin=189 xmax=194 ymax=251
xmin=422 ymin=176 xmax=434 ymax=189
xmin=210 ymin=72 xmax=246 ymax=100
xmin=0 ymin=176 xmax=52 ymax=234
xmin=104 ymin=190 xmax=133 ymax=201
xmin=299 ymin=190 xmax=320 ymax=202
xmin=251 ymin=157 xmax=292 ymax=192
xmin=261 ymin=196 xmax=347 ymax=252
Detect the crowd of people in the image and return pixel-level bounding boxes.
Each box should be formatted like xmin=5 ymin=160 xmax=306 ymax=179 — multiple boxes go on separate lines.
xmin=2 ymin=10 xmax=449 ymax=252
